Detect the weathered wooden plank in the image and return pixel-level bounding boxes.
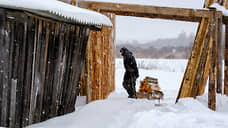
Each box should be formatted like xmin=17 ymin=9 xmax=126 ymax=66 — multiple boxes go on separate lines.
xmin=224 ymin=24 xmax=228 ymax=95
xmin=50 ymin=23 xmax=61 ymax=117
xmin=54 ymin=24 xmax=67 ymax=116
xmin=217 ymin=18 xmax=223 ymax=93
xmin=7 ymin=11 xmax=29 ymax=128
xmin=176 ymin=0 xmax=217 ymax=102
xmin=71 ymin=27 xmax=90 ymax=108
xmin=63 ymin=25 xmax=77 ymax=114
xmin=19 ymin=14 xmax=28 ymax=128
xmin=66 ymin=26 xmax=80 ymax=112
xmin=47 ymin=23 xmax=57 ymax=117
xmin=34 ymin=19 xmax=47 ymax=123
xmin=190 ymin=19 xmax=211 ymax=98
xmin=42 ymin=22 xmax=55 ymax=120
xmin=1 ymin=8 xmax=94 ymax=127
xmin=7 ymin=20 xmax=15 ymax=128
xmin=0 ymin=8 xmax=6 ymax=126
xmin=223 ymin=0 xmax=228 ymax=95
xmin=78 ymin=1 xmax=218 ymax=22
xmin=80 ymin=11 xmax=115 ymax=103
xmin=40 ymin=21 xmax=50 ymax=121
xmin=59 ymin=24 xmax=71 ymax=115
xmin=9 ymin=79 xmax=17 ymax=128
xmin=176 ymin=18 xmax=210 ymax=102
xmin=21 ymin=16 xmax=35 ymax=127
xmin=0 ymin=8 xmax=7 ymax=127
xmin=28 ymin=18 xmax=39 ymax=125
xmin=1 ymin=13 xmax=15 ymax=127
xmin=208 ymin=10 xmax=217 ymax=111
xmin=68 ymin=26 xmax=80 ymax=110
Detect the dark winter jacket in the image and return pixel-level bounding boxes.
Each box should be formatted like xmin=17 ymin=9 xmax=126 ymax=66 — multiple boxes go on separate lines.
xmin=120 ymin=47 xmax=139 ymax=78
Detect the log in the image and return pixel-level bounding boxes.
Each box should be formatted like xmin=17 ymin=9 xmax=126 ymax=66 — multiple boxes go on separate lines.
xmin=78 ymin=1 xmax=220 ymax=22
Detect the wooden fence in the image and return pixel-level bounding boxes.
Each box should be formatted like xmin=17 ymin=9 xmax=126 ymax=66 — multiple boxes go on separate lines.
xmin=0 ymin=8 xmax=90 ymax=127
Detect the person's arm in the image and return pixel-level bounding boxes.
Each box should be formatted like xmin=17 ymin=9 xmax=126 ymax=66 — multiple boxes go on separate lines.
xmin=127 ymin=56 xmax=137 ymax=72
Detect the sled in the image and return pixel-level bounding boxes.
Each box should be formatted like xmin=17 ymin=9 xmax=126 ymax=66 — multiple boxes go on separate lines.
xmin=136 ymin=76 xmax=164 ymax=101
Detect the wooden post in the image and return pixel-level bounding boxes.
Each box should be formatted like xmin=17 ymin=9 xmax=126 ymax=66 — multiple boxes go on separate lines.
xmin=216 ymin=18 xmax=223 ymax=94
xmin=176 ymin=0 xmax=216 ymax=103
xmin=176 ymin=18 xmax=210 ymax=102
xmin=208 ymin=8 xmax=217 ymax=111
xmin=224 ymin=24 xmax=228 ymax=95
xmin=224 ymin=0 xmax=228 ymax=95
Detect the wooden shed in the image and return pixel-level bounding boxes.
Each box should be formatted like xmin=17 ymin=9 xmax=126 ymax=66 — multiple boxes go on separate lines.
xmin=0 ymin=0 xmax=112 ymax=127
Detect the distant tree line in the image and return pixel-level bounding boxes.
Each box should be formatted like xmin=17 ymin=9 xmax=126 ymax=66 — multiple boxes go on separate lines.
xmin=116 ymin=32 xmax=194 ymax=59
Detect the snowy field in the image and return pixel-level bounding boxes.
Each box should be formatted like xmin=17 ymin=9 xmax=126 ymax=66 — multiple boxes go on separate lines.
xmin=29 ymin=59 xmax=228 ymax=128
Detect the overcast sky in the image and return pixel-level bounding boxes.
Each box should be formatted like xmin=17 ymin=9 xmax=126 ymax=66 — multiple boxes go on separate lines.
xmin=115 ymin=16 xmax=199 ymax=43
xmin=102 ymin=0 xmax=206 ymax=43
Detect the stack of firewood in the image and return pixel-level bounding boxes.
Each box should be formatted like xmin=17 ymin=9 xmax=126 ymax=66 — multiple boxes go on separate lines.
xmin=136 ymin=76 xmax=164 ymax=100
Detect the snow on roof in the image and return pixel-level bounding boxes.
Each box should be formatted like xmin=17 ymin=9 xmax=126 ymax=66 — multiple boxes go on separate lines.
xmin=210 ymin=3 xmax=228 ymax=16
xmin=0 ymin=0 xmax=112 ymax=27
xmin=84 ymin=0 xmax=206 ymax=9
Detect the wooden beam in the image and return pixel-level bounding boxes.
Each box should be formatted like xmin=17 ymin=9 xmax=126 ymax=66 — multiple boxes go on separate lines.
xmin=176 ymin=0 xmax=217 ymax=103
xmin=176 ymin=18 xmax=210 ymax=102
xmin=208 ymin=10 xmax=217 ymax=111
xmin=78 ymin=1 xmax=219 ymax=22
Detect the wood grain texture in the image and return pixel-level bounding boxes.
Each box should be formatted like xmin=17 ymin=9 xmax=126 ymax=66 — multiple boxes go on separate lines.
xmin=0 ymin=8 xmax=91 ymax=127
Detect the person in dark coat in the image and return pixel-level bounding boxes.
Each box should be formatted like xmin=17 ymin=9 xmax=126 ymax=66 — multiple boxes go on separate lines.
xmin=120 ymin=47 xmax=139 ymax=98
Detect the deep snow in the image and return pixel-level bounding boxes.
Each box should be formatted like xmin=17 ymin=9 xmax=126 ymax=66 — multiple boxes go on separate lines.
xmin=29 ymin=59 xmax=228 ymax=128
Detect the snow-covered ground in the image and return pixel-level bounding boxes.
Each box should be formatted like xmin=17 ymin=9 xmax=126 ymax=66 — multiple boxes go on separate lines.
xmin=29 ymin=59 xmax=228 ymax=128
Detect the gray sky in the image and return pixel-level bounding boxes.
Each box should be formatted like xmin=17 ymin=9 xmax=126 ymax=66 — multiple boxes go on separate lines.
xmin=115 ymin=16 xmax=199 ymax=43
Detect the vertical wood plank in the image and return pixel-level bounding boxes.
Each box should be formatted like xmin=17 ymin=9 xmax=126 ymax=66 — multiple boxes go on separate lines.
xmin=0 ymin=8 xmax=8 ymax=127
xmin=63 ymin=25 xmax=77 ymax=113
xmin=59 ymin=25 xmax=71 ymax=115
xmin=190 ymin=20 xmax=210 ymax=98
xmin=208 ymin=10 xmax=217 ymax=111
xmin=28 ymin=18 xmax=38 ymax=125
xmin=80 ymin=12 xmax=115 ymax=103
xmin=41 ymin=21 xmax=50 ymax=121
xmin=71 ymin=27 xmax=90 ymax=108
xmin=55 ymin=24 xmax=67 ymax=116
xmin=176 ymin=0 xmax=216 ymax=102
xmin=176 ymin=18 xmax=210 ymax=101
xmin=42 ymin=22 xmax=55 ymax=120
xmin=216 ymin=18 xmax=222 ymax=94
xmin=224 ymin=24 xmax=228 ymax=95
xmin=9 ymin=79 xmax=17 ymax=128
xmin=50 ymin=23 xmax=61 ymax=117
xmin=0 ymin=8 xmax=5 ymax=126
xmin=15 ymin=21 xmax=27 ymax=128
xmin=22 ymin=16 xmax=35 ymax=127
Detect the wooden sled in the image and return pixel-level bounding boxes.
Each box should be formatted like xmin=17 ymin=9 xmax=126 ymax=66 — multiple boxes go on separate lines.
xmin=136 ymin=76 xmax=164 ymax=101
